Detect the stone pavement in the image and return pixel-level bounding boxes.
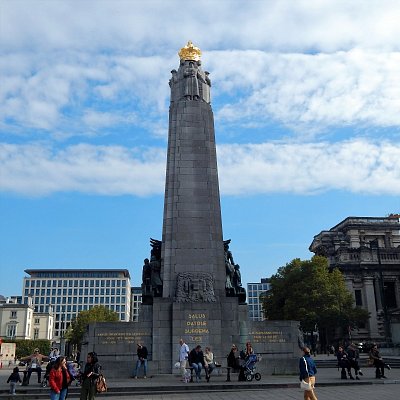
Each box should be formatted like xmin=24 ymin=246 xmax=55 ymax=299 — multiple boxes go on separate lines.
xmin=0 ymin=362 xmax=399 ymax=399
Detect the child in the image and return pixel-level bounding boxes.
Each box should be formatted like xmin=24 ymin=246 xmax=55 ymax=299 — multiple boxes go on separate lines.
xmin=7 ymin=366 xmax=22 ymax=395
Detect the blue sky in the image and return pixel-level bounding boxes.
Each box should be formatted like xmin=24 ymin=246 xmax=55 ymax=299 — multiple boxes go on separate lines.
xmin=1 ymin=0 xmax=399 ymax=297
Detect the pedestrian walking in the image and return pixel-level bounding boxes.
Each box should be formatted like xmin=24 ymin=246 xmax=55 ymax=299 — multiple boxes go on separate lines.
xmin=7 ymin=366 xmax=22 ymax=395
xmin=299 ymin=347 xmax=318 ymax=400
xmin=178 ymin=339 xmax=189 ymax=382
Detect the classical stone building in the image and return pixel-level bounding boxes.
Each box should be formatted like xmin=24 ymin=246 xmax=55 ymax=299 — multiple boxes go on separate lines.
xmin=309 ymin=215 xmax=400 ymax=343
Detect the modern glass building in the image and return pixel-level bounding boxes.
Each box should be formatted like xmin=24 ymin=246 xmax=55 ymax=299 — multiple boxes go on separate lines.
xmin=130 ymin=286 xmax=142 ymax=322
xmin=247 ymin=278 xmax=270 ymax=321
xmin=23 ymin=269 xmax=131 ymax=338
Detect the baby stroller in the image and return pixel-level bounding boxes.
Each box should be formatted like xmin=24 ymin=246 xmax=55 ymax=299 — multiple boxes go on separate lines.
xmin=67 ymin=361 xmax=83 ymax=386
xmin=243 ymin=354 xmax=261 ymax=381
xmin=41 ymin=360 xmax=56 ymax=387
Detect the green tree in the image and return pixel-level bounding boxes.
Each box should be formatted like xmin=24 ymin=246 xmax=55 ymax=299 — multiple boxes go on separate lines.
xmin=262 ymin=256 xmax=369 ymax=348
xmin=11 ymin=339 xmax=51 ymax=360
xmin=65 ymin=305 xmax=119 ymax=348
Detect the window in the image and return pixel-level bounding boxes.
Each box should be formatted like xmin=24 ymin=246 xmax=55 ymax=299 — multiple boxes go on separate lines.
xmin=34 ymin=318 xmax=40 ymax=324
xmin=7 ymin=324 xmax=17 ymax=338
xmin=33 ymin=328 xmax=39 ymax=339
xmin=385 ymin=281 xmax=397 ymax=309
xmin=10 ymin=311 xmax=17 ymax=319
xmin=354 ymin=290 xmax=363 ymax=306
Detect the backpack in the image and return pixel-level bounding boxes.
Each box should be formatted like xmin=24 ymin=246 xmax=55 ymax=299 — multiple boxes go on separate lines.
xmin=96 ymin=373 xmax=107 ymax=393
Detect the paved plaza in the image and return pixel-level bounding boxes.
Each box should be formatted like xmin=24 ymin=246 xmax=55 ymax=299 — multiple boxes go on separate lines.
xmin=85 ymin=385 xmax=400 ymax=400
xmin=0 ymin=362 xmax=399 ymax=399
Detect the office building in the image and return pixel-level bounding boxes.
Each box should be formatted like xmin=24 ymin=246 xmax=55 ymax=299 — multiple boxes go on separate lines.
xmin=130 ymin=286 xmax=142 ymax=322
xmin=247 ymin=278 xmax=270 ymax=321
xmin=23 ymin=269 xmax=131 ymax=338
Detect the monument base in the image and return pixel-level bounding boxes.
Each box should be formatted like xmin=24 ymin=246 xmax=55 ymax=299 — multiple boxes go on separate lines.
xmin=83 ymin=298 xmax=300 ymax=378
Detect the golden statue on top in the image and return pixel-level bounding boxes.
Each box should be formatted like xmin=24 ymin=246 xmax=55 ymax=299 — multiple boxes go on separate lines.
xmin=178 ymin=41 xmax=202 ymax=61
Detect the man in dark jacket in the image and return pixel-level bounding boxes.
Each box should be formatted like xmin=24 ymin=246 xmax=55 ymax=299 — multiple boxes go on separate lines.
xmin=346 ymin=343 xmax=363 ymax=380
xmin=189 ymin=345 xmax=206 ymax=382
xmin=133 ymin=343 xmax=148 ymax=379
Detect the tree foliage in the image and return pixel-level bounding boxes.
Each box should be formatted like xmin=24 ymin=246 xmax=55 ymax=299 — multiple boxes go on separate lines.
xmin=262 ymin=256 xmax=369 ymax=345
xmin=9 ymin=339 xmax=51 ymax=360
xmin=65 ymin=305 xmax=119 ymax=347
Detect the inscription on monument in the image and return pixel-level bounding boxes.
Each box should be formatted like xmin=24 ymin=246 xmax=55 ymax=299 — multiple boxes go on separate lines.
xmin=249 ymin=330 xmax=286 ymax=344
xmin=97 ymin=331 xmax=150 ymax=345
xmin=184 ymin=312 xmax=209 ymax=342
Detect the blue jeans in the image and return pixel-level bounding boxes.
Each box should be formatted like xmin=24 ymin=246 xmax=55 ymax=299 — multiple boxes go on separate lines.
xmin=134 ymin=359 xmax=148 ymax=377
xmin=9 ymin=382 xmax=16 ymax=394
xmin=50 ymin=388 xmax=68 ymax=400
xmin=191 ymin=362 xmax=202 ymax=379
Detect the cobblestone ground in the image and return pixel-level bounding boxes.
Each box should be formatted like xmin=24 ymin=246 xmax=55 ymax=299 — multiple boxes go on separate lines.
xmin=65 ymin=385 xmax=397 ymax=400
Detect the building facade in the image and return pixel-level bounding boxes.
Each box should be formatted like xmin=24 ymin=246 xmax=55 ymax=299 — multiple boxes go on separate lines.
xmin=309 ymin=215 xmax=400 ymax=343
xmin=0 ymin=296 xmax=53 ymax=340
xmin=23 ymin=269 xmax=131 ymax=338
xmin=130 ymin=286 xmax=142 ymax=322
xmin=247 ymin=279 xmax=270 ymax=321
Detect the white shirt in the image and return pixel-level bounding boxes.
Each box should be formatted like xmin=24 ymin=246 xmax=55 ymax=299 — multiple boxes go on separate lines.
xmin=179 ymin=342 xmax=189 ymax=362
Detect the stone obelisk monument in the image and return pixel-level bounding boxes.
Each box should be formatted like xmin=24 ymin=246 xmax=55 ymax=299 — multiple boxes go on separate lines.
xmin=144 ymin=41 xmax=248 ymax=372
xmin=83 ymin=43 xmax=300 ymax=377
xmin=161 ymin=41 xmax=225 ymax=299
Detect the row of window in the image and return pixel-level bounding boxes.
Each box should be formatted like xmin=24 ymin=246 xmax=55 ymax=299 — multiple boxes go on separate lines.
xmin=29 ymin=271 xmax=126 ymax=278
xmin=25 ymin=287 xmax=126 ymax=296
xmin=33 ymin=304 xmax=127 ymax=315
xmin=23 ymin=296 xmax=126 ymax=306
xmin=25 ymin=279 xmax=127 ymax=288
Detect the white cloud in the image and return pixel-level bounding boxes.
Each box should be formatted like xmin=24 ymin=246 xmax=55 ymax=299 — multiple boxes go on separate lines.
xmin=217 ymin=139 xmax=400 ymax=195
xmin=2 ymin=48 xmax=400 ymax=137
xmin=211 ymin=49 xmax=400 ymax=132
xmin=0 ymin=143 xmax=166 ymax=197
xmin=1 ymin=140 xmax=399 ymax=197
xmin=2 ymin=1 xmax=400 ymax=53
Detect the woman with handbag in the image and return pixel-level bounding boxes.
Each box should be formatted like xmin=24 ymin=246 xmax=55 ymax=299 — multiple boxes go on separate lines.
xmin=80 ymin=352 xmax=101 ymax=400
xmin=299 ymin=347 xmax=318 ymax=400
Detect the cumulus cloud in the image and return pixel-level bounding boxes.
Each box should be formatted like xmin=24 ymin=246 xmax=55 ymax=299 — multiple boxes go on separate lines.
xmin=217 ymin=139 xmax=400 ymax=195
xmin=1 ymin=140 xmax=399 ymax=197
xmin=2 ymin=48 xmax=400 ymax=138
xmin=0 ymin=143 xmax=166 ymax=197
xmin=0 ymin=52 xmax=172 ymax=136
xmin=2 ymin=0 xmax=400 ymax=53
xmin=211 ymin=49 xmax=400 ymax=132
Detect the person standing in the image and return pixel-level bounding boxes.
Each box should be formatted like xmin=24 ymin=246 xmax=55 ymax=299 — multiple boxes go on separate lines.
xmin=178 ymin=338 xmax=189 ymax=381
xmin=133 ymin=343 xmax=148 ymax=379
xmin=227 ymin=344 xmax=240 ymax=372
xmin=80 ymin=352 xmax=101 ymax=400
xmin=299 ymin=347 xmax=318 ymax=400
xmin=49 ymin=356 xmax=71 ymax=400
xmin=189 ymin=345 xmax=205 ymax=382
xmin=7 ymin=366 xmax=22 ymax=395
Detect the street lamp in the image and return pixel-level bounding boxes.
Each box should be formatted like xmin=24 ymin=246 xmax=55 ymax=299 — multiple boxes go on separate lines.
xmin=370 ymin=239 xmax=391 ymax=343
xmin=60 ymin=315 xmax=65 ymax=355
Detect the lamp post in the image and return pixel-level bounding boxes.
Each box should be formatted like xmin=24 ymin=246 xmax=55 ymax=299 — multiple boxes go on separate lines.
xmin=60 ymin=315 xmax=65 ymax=356
xmin=370 ymin=239 xmax=391 ymax=343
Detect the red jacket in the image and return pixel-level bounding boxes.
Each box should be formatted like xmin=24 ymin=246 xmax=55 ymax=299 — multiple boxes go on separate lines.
xmin=49 ymin=367 xmax=71 ymax=393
